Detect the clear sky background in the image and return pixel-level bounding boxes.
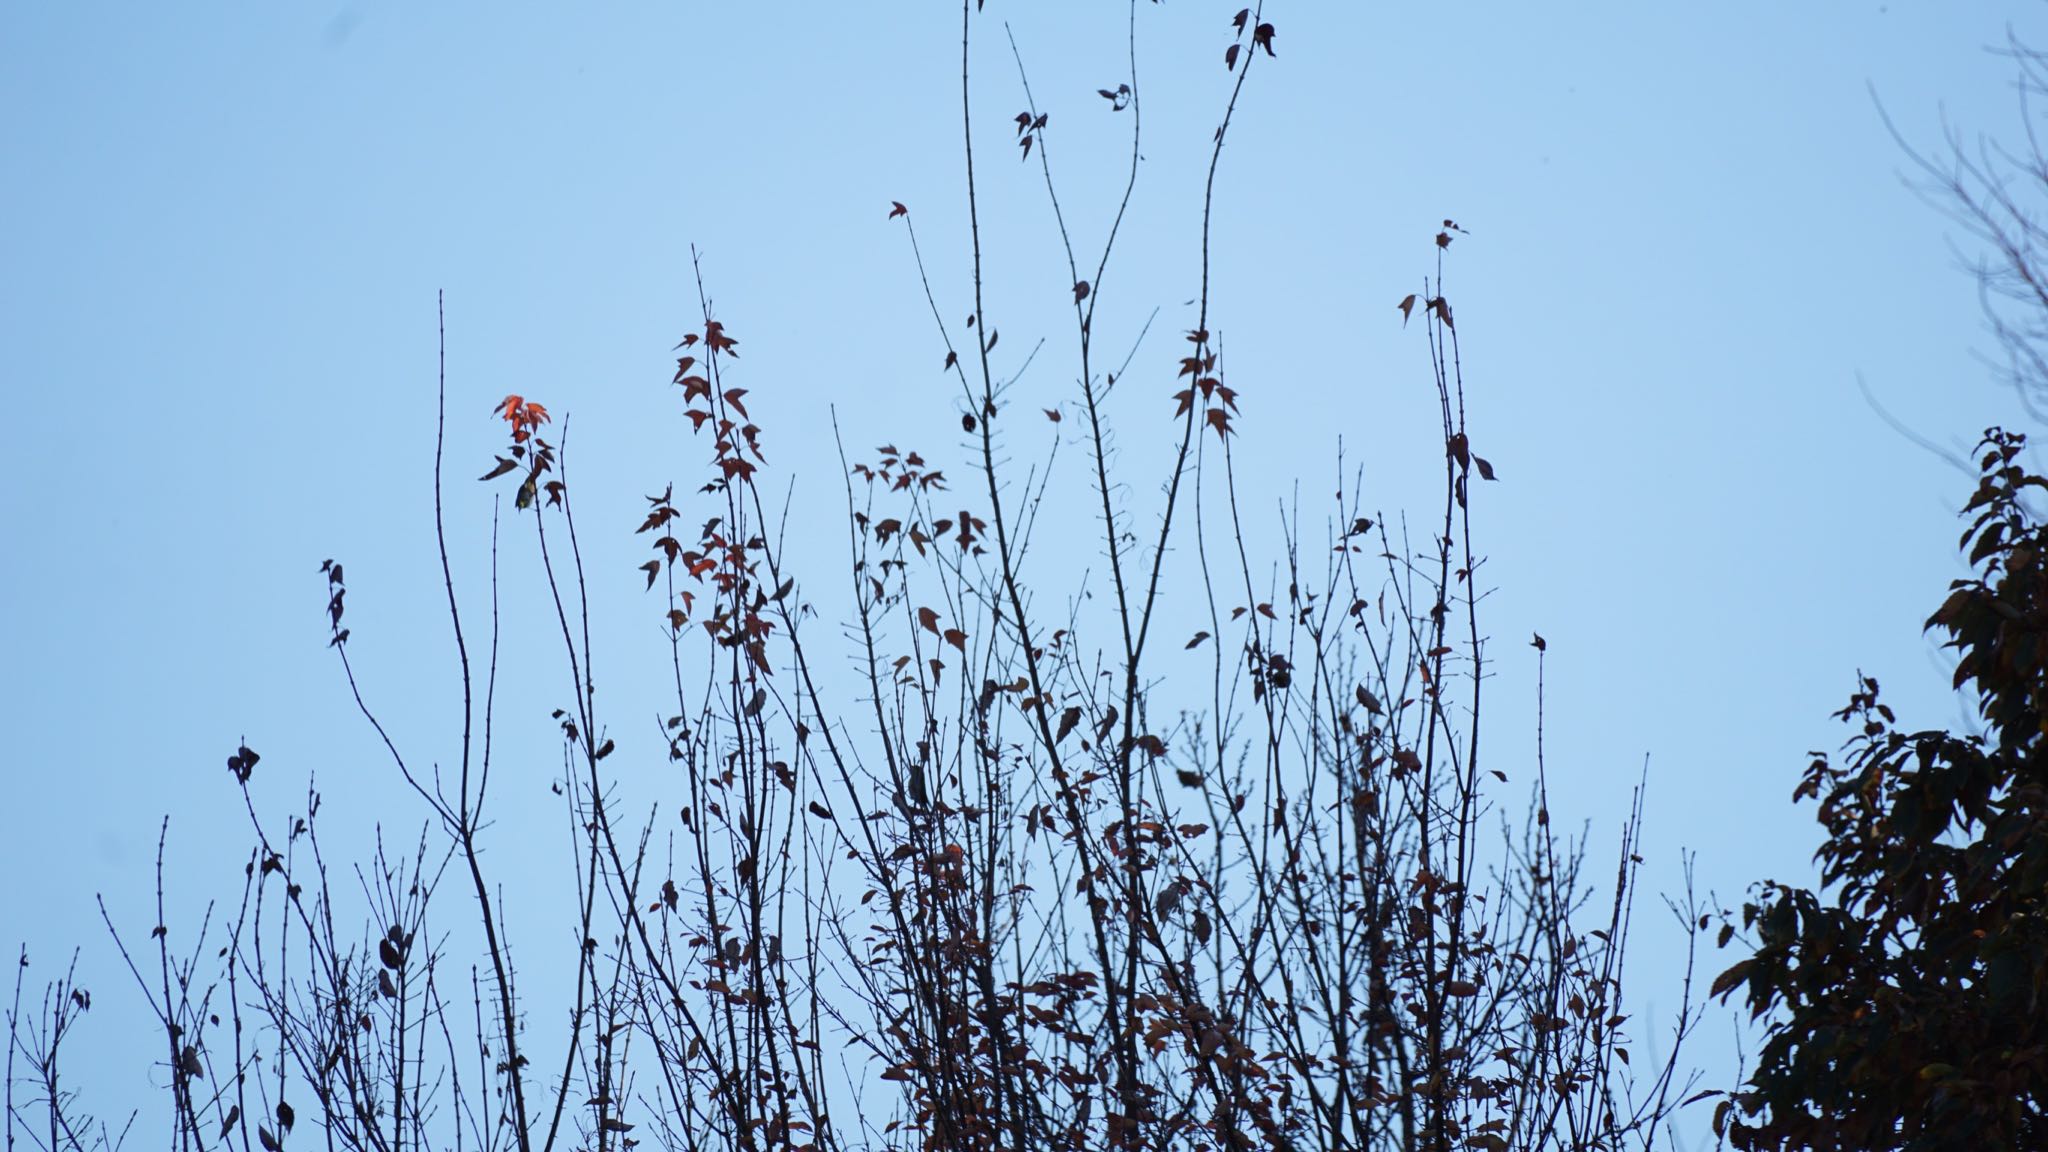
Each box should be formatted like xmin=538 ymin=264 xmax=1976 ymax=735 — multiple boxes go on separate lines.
xmin=6 ymin=3 xmax=2046 ymax=1147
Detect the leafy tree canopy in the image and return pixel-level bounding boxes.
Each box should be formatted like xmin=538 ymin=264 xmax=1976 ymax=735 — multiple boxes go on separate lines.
xmin=1715 ymin=428 xmax=2048 ymax=1149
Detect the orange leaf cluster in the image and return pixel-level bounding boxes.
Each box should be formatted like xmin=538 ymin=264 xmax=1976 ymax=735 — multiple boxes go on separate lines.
xmin=1171 ymin=334 xmax=1240 ymax=440
xmin=480 ymin=395 xmax=557 ymax=508
xmin=497 ymin=394 xmax=550 ymax=444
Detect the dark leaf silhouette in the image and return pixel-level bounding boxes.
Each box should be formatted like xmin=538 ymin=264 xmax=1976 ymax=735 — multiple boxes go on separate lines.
xmin=1717 ymin=427 xmax=2048 ymax=1146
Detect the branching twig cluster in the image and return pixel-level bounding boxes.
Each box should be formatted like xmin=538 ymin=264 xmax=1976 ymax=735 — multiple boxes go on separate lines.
xmin=10 ymin=7 xmax=1705 ymax=1152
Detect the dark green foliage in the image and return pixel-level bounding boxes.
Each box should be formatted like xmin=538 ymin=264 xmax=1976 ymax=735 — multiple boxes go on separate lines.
xmin=1714 ymin=428 xmax=2048 ymax=1149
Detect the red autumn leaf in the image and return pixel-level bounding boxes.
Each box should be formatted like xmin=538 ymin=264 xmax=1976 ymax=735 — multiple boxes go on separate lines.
xmin=1225 ymin=43 xmax=1241 ymax=71
xmin=1232 ymin=7 xmax=1249 ymax=31
xmin=1253 ymin=22 xmax=1276 ymax=54
xmin=944 ymin=350 xmax=958 ymax=370
xmin=917 ymin=606 xmax=940 ymax=634
xmin=1044 ymin=407 xmax=1062 ymax=423
xmin=943 ymin=627 xmax=967 ymax=652
xmin=1074 ymin=280 xmax=1090 ymax=302
xmin=888 ymin=201 xmax=908 ymax=219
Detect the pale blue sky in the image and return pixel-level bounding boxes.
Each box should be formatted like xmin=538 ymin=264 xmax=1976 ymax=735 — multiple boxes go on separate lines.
xmin=5 ymin=3 xmax=2043 ymax=1143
